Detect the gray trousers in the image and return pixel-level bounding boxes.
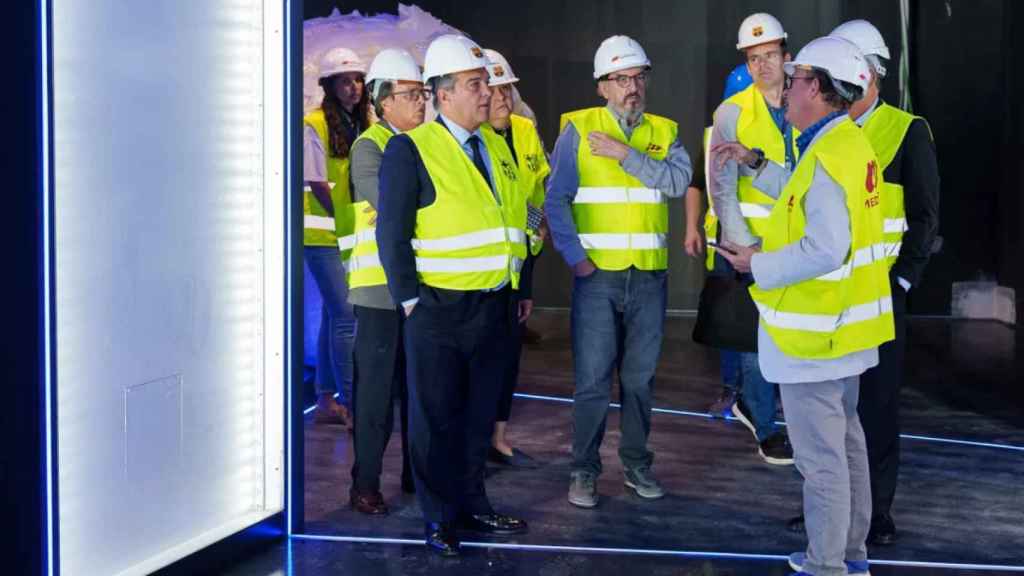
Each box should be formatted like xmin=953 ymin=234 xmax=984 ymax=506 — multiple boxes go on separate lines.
xmin=780 ymin=376 xmax=871 ymax=576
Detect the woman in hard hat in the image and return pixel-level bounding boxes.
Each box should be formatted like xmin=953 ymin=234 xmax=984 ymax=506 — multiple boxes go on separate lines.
xmin=713 ymin=36 xmax=892 ymax=576
xmin=303 ymin=47 xmax=371 ymax=428
xmin=482 ymin=48 xmax=548 ymax=471
xmin=344 ymin=48 xmax=426 ymax=516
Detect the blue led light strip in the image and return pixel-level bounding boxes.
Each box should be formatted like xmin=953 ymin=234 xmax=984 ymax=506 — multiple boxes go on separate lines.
xmin=284 ymin=0 xmax=295 ymax=538
xmin=290 ymin=533 xmax=1024 ymax=572
xmin=40 ymin=0 xmax=56 ymax=573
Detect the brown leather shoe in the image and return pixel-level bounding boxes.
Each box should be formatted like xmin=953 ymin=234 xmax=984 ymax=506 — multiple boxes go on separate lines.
xmin=350 ymin=489 xmax=388 ymax=515
xmin=314 ymin=401 xmax=353 ymax=430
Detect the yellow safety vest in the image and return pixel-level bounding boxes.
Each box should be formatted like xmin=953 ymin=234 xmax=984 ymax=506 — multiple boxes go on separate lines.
xmin=405 ymin=121 xmax=528 ymax=291
xmin=339 ymin=122 xmax=393 ymax=290
xmin=749 ymin=118 xmax=894 ymax=360
xmin=704 ymin=84 xmax=800 ymax=266
xmin=860 ymin=103 xmax=923 ymax=269
xmin=509 ymin=114 xmax=550 ymax=256
xmin=304 ymin=109 xmax=354 ymax=248
xmin=560 ymin=107 xmax=677 ymax=271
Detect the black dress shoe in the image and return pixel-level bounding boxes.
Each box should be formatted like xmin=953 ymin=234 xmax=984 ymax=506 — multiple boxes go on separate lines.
xmin=786 ymin=514 xmax=805 ymax=533
xmin=488 ymin=447 xmax=539 ymax=468
xmin=867 ymin=513 xmax=897 ymax=546
xmin=458 ymin=513 xmax=528 ymax=535
xmin=425 ymin=522 xmax=459 ymax=557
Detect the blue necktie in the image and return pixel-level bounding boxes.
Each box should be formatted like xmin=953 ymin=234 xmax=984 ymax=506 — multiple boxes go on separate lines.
xmin=467 ymin=135 xmax=494 ymax=193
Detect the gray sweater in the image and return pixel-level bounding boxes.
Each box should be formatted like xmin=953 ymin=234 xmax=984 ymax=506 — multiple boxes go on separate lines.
xmin=347 ymin=122 xmax=398 ymax=310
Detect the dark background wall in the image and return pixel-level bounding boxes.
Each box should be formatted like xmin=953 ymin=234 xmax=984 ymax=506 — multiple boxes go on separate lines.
xmin=305 ymin=0 xmax=1022 ymax=316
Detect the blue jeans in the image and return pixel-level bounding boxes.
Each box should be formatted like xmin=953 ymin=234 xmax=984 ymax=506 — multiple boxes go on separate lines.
xmin=719 ymin=349 xmax=741 ymax=392
xmin=710 ymin=251 xmax=778 ymax=440
xmin=570 ymin=268 xmax=666 ymax=476
xmin=740 ymin=351 xmax=779 ymax=441
xmin=304 ymin=246 xmax=356 ymax=405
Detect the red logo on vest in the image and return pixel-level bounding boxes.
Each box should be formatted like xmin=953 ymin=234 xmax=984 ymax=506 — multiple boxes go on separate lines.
xmin=865 ymin=160 xmax=878 ymax=193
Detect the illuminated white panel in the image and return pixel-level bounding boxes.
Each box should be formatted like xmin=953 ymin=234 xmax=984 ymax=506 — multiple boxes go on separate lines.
xmin=51 ymin=1 xmax=285 ymax=574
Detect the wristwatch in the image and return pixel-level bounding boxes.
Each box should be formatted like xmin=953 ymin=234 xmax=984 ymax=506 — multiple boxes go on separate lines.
xmin=747 ymin=147 xmax=767 ymax=170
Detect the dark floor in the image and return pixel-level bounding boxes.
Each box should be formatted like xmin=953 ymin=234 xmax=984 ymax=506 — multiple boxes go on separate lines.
xmin=263 ymin=312 xmax=1021 ymax=575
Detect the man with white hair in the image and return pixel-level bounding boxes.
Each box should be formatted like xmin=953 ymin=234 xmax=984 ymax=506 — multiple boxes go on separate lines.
xmin=713 ymin=36 xmax=893 ymax=576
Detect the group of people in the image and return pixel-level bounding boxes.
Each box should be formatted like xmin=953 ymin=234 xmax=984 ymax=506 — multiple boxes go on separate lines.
xmin=302 ymin=12 xmax=939 ymax=576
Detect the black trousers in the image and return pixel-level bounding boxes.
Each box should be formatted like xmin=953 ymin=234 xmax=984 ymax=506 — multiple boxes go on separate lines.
xmin=858 ymin=277 xmax=908 ymax=518
xmin=496 ymin=302 xmax=524 ymax=422
xmin=350 ymin=305 xmax=411 ymax=493
xmin=404 ymin=286 xmax=515 ymax=523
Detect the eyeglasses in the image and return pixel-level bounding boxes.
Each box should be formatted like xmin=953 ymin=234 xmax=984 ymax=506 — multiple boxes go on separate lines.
xmin=784 ymin=75 xmax=815 ymax=90
xmin=390 ymin=88 xmax=431 ymax=102
xmin=604 ymin=72 xmax=649 ymax=88
xmin=747 ymin=51 xmax=782 ymax=67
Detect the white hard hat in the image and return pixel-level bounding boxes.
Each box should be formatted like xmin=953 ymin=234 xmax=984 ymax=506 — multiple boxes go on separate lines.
xmin=593 ymin=35 xmax=651 ymax=79
xmin=736 ymin=13 xmax=787 ymax=50
xmin=484 ymin=48 xmax=519 ymax=86
xmin=319 ymin=47 xmax=366 ymax=79
xmin=830 ymin=19 xmax=890 ymax=76
xmin=785 ymin=36 xmax=871 ymax=101
xmin=422 ymin=34 xmax=490 ymax=82
xmin=367 ymin=48 xmax=422 ymax=85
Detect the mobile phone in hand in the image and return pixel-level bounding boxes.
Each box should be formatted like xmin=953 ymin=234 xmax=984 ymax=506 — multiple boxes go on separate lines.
xmin=706 ymin=241 xmax=736 ymax=255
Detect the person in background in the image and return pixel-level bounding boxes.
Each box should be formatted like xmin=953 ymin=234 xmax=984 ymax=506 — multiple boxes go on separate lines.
xmin=344 ymin=47 xmax=424 ymax=516
xmin=303 ymin=47 xmax=369 ymax=428
xmin=482 ymin=48 xmax=549 ymax=469
xmin=786 ymin=19 xmax=941 ymax=546
xmin=708 ymin=13 xmax=798 ymax=465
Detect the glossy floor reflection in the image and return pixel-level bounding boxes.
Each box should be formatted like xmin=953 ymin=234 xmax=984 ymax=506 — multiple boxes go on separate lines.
xmin=288 ymin=312 xmax=1022 ymax=574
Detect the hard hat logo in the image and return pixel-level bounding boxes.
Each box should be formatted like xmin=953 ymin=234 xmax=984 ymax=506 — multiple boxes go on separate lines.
xmin=471 ymin=47 xmax=483 ymax=58
xmin=493 ymin=65 xmax=505 ymax=77
xmin=752 ymin=26 xmax=764 ymax=37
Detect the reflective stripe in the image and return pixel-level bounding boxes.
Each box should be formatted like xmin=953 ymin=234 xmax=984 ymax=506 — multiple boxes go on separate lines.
xmin=346 ymin=253 xmax=382 ymax=271
xmin=815 ymin=242 xmax=889 ymax=282
xmin=578 ymin=233 xmax=667 ymax=250
xmin=337 ymin=229 xmax=376 ymax=251
xmin=756 ymin=296 xmax=893 ymax=333
xmin=302 ymin=181 xmax=336 ymax=192
xmin=884 ymin=218 xmax=908 ymax=234
xmin=884 ymin=242 xmax=902 ymax=259
xmin=739 ymin=203 xmax=773 ymax=219
xmin=411 ymin=227 xmax=526 ymax=252
xmin=573 ymin=187 xmax=664 ymax=204
xmin=304 ymin=215 xmax=334 ymax=231
xmin=415 ymin=255 xmax=512 ymax=273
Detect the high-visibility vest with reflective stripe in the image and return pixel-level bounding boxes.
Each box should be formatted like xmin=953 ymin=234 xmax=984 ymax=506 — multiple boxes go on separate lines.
xmin=723 ymin=84 xmax=800 ymax=242
xmin=510 ymin=114 xmax=550 ymax=256
xmin=861 ymin=103 xmax=921 ymax=269
xmin=405 ymin=121 xmax=527 ymax=291
xmin=749 ymin=118 xmax=894 ymax=360
xmin=340 ymin=122 xmax=393 ymax=289
xmin=560 ymin=107 xmax=677 ymax=271
xmin=304 ymin=109 xmax=354 ymax=247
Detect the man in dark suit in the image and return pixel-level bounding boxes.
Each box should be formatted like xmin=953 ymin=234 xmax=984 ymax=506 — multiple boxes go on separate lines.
xmin=376 ymin=34 xmax=531 ymax=557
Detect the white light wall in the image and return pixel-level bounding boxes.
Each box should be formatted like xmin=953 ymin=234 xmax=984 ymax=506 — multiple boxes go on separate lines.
xmin=51 ymin=1 xmax=285 ymax=574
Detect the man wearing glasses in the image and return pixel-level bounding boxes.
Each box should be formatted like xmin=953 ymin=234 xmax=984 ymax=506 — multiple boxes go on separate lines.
xmin=345 ymin=48 xmax=428 ymax=517
xmin=708 ymin=12 xmax=797 ymax=467
xmin=545 ymin=35 xmax=692 ymax=509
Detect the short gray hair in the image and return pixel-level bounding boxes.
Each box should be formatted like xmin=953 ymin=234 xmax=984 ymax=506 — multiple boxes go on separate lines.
xmin=429 ymin=73 xmax=456 ymax=109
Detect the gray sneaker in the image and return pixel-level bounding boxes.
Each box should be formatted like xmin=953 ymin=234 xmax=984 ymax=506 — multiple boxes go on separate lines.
xmin=624 ymin=466 xmax=665 ymax=499
xmin=568 ymin=471 xmax=598 ymax=508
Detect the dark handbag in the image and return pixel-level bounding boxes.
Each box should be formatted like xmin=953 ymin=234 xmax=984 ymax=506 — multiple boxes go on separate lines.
xmin=692 ymin=273 xmax=759 ymax=353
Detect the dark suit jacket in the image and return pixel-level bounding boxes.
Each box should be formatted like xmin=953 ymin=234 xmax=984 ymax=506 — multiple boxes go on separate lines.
xmin=883 ymin=114 xmax=941 ymax=288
